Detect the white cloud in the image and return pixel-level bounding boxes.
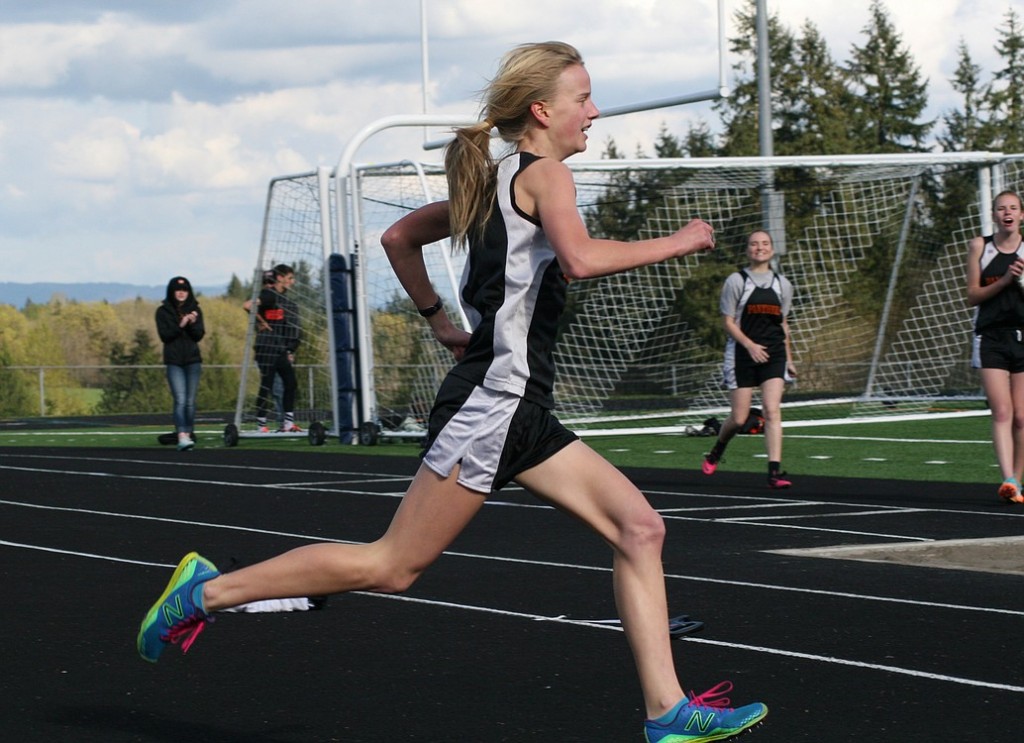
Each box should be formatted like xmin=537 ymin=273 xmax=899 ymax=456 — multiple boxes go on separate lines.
xmin=50 ymin=117 xmax=137 ymax=182
xmin=0 ymin=0 xmax=1017 ymax=289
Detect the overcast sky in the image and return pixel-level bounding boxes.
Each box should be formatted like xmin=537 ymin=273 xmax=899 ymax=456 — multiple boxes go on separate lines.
xmin=0 ymin=0 xmax=1015 ymax=290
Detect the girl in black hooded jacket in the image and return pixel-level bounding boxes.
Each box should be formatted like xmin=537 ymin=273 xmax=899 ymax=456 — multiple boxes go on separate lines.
xmin=155 ymin=276 xmax=205 ymax=450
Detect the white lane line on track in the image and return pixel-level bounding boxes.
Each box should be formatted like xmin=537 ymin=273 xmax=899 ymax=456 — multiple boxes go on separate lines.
xmin=679 ymin=636 xmax=1024 ymax=694
xmin=5 ymin=453 xmax=1016 ymax=518
xmin=665 ymin=515 xmax=935 ymax=541
xmin=5 ymin=455 xmax=1018 ymax=521
xmin=0 ymin=463 xmax=410 ymax=493
xmin=3 ymin=503 xmax=1022 ymax=619
xmin=0 ymin=499 xmax=366 ymax=544
xmin=722 ymin=508 xmax=929 ymax=521
xmin=647 ymin=488 xmax=1024 ymax=520
xmin=660 ymin=502 xmax=817 ymax=512
xmin=0 ymin=452 xmax=411 ymax=481
xmin=0 ymin=540 xmax=171 ymax=567
xmin=2 ymin=538 xmax=1021 ymax=695
xmin=5 ymin=457 xmax=1022 ymax=548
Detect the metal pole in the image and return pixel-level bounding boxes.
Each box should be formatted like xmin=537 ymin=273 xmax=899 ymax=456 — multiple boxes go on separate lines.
xmin=864 ymin=177 xmax=921 ymax=400
xmin=756 ymin=0 xmax=772 ymax=161
xmin=420 ymin=0 xmax=430 ymax=142
xmin=718 ymin=0 xmax=729 ymax=97
xmin=979 ymin=167 xmax=993 ymax=235
xmin=38 ymin=367 xmax=45 ymax=417
xmin=756 ymin=0 xmax=785 ymax=254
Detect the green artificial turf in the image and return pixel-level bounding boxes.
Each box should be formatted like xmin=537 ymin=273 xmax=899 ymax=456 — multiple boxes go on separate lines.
xmin=0 ymin=411 xmax=999 ymax=484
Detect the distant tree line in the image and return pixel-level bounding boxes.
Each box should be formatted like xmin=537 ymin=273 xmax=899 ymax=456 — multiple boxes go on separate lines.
xmin=0 ymin=276 xmax=255 ymax=417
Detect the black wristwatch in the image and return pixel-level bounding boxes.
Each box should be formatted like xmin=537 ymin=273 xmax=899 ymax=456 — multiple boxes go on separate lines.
xmin=418 ymin=297 xmax=443 ymax=318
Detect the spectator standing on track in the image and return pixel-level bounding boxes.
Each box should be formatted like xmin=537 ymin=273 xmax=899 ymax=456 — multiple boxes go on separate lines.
xmin=136 ymin=41 xmax=767 ymax=743
xmin=701 ymin=230 xmax=796 ymax=489
xmin=967 ymin=189 xmax=1024 ymax=503
xmin=155 ymin=276 xmax=204 ymax=452
xmin=251 ymin=264 xmax=301 ymax=433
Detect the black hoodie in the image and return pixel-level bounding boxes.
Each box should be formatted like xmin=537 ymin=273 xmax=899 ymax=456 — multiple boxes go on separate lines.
xmin=155 ymin=276 xmax=205 ymax=365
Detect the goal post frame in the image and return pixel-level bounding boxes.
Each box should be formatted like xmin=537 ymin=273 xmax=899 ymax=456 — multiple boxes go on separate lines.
xmin=315 ymin=112 xmax=1019 ymax=435
xmin=333 ymin=115 xmax=475 ymax=435
xmin=228 ymin=165 xmax=346 ymax=444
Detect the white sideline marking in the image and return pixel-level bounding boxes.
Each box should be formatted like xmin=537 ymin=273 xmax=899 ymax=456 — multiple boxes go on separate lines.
xmin=0 ymin=428 xmax=224 ymax=437
xmin=786 ymin=434 xmax=988 ymax=444
xmin=2 ymin=537 xmax=1021 ymax=695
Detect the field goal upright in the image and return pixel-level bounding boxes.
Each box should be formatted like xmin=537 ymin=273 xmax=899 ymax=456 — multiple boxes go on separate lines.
xmin=225 ymin=165 xmax=357 ymax=447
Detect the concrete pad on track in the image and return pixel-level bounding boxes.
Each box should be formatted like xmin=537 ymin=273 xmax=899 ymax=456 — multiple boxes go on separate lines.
xmin=769 ymin=535 xmax=1024 ymax=576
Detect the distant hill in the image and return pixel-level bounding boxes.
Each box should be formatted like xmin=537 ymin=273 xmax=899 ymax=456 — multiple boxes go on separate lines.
xmin=0 ymin=282 xmax=225 ymax=308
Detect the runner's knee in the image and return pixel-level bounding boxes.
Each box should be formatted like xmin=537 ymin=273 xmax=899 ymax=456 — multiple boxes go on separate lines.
xmin=616 ymin=507 xmax=665 ymax=556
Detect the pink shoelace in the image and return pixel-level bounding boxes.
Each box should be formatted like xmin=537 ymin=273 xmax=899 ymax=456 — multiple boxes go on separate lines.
xmin=163 ymin=615 xmax=213 ymax=654
xmin=687 ymin=680 xmax=734 ymax=710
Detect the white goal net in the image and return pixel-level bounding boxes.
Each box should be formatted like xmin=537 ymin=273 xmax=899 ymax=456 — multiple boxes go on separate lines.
xmin=250 ymin=138 xmax=1024 ymax=441
xmin=227 ymin=167 xmax=356 ymax=445
xmin=347 ymin=152 xmax=1023 ymax=436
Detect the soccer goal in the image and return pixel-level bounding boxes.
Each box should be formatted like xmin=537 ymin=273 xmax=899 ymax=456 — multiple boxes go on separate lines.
xmin=225 ymin=166 xmax=357 ymax=446
xmin=338 ymin=144 xmax=1023 ymax=440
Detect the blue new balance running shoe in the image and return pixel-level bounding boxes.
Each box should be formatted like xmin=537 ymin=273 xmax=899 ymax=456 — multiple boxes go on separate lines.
xmin=137 ymin=552 xmax=219 ymax=663
xmin=644 ymin=681 xmax=767 ymax=742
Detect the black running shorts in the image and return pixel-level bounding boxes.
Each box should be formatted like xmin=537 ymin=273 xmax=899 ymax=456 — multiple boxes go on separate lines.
xmin=422 ymin=374 xmax=578 ymax=494
xmin=973 ymin=327 xmax=1024 ymax=373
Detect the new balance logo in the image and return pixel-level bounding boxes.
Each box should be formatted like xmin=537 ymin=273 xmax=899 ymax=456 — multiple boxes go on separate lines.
xmin=685 ymin=709 xmax=717 ymax=733
xmin=162 ymin=596 xmax=186 ymax=625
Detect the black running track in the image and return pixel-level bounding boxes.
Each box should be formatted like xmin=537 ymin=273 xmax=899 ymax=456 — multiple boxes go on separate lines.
xmin=2 ymin=445 xmax=1023 ymax=742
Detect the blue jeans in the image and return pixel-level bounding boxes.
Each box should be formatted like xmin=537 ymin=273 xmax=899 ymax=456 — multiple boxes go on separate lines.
xmin=166 ymin=362 xmax=202 ymax=433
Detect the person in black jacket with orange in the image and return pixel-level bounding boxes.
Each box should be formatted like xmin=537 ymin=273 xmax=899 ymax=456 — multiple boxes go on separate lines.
xmin=155 ymin=276 xmax=205 ymax=451
xmin=252 ymin=264 xmax=301 ymax=433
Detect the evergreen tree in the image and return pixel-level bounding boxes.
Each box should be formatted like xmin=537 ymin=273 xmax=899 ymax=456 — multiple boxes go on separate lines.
xmin=97 ymin=329 xmax=165 ymax=414
xmin=586 ymin=138 xmax=659 ymax=241
xmin=935 ymin=41 xmax=989 ymax=240
xmin=680 ymin=119 xmax=716 ymax=158
xmin=652 ymin=125 xmax=685 ymax=159
xmin=715 ymin=3 xmax=856 ymax=158
xmin=982 ymin=8 xmax=1024 ymax=152
xmin=225 ymin=273 xmax=251 ymax=301
xmin=941 ymin=41 xmax=989 ymax=152
xmin=715 ymin=0 xmax=797 ymax=156
xmin=788 ymin=21 xmax=858 ymax=155
xmin=844 ymin=0 xmax=933 ymax=153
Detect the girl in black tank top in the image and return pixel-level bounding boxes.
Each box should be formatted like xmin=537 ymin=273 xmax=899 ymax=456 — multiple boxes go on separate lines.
xmin=703 ymin=230 xmax=796 ymax=489
xmin=966 ymin=190 xmax=1024 ymax=503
